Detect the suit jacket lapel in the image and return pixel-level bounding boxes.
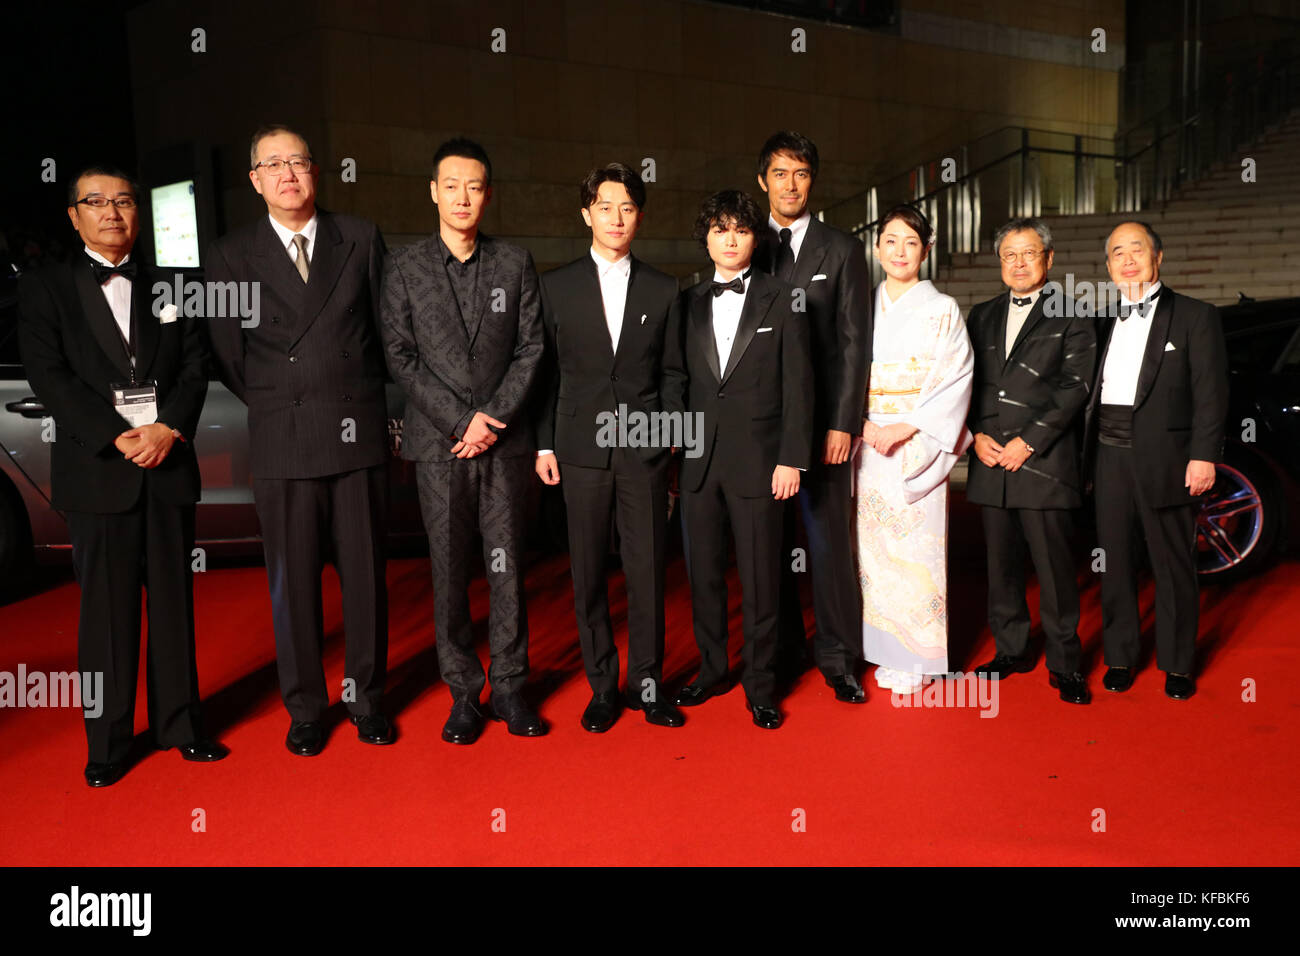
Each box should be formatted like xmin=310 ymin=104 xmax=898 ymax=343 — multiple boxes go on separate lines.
xmin=690 ymin=284 xmax=722 ymax=383
xmin=251 ymin=217 xmax=308 ymax=317
xmin=722 ymin=275 xmax=776 ymax=383
xmin=292 ymin=212 xmax=349 ymax=348
xmin=412 ymin=237 xmax=469 ymax=349
xmin=1133 ymin=289 xmax=1174 ymax=409
xmin=578 ymin=253 xmax=617 ymax=366
xmin=611 ymin=256 xmax=641 ymax=368
xmin=466 ymin=237 xmax=499 ymax=349
xmin=789 ymin=219 xmax=829 ymax=287
xmin=132 ymin=265 xmax=160 ymax=378
xmin=71 ymin=259 xmax=133 ymax=378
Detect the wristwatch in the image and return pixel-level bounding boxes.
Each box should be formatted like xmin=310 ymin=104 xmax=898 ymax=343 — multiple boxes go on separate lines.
xmin=1021 ymin=440 xmax=1035 ymax=455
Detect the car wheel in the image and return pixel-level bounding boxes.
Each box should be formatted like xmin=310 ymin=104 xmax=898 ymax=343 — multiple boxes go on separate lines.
xmin=1196 ymin=451 xmax=1281 ymax=583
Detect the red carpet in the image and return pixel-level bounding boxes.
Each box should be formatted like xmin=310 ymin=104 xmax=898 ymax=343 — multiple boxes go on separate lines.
xmin=2 ymin=502 xmax=1297 ymax=866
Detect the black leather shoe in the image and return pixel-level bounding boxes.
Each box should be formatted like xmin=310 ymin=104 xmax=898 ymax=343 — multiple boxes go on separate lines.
xmin=974 ymin=653 xmax=1035 ymax=679
xmin=745 ymin=699 xmax=783 ymax=730
xmin=826 ymin=674 xmax=866 ymax=703
xmin=674 ymin=681 xmax=724 ymax=707
xmin=178 ymin=739 xmax=230 ymax=761
xmin=1048 ymin=671 xmax=1091 ymax=704
xmin=581 ymin=692 xmax=620 ymax=733
xmin=491 ymin=693 xmax=547 ymax=737
xmin=351 ymin=713 xmax=394 ymax=745
xmin=1165 ymin=672 xmax=1196 ymax=700
xmin=1103 ymin=666 xmax=1135 ymax=693
xmin=625 ymin=690 xmax=685 ymax=727
xmin=286 ymin=720 xmax=324 ymax=756
xmin=84 ymin=762 xmax=128 ymax=788
xmin=442 ymin=699 xmax=485 ymax=745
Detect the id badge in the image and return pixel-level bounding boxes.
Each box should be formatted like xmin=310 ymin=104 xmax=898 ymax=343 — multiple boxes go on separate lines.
xmin=111 ymin=381 xmax=159 ymax=428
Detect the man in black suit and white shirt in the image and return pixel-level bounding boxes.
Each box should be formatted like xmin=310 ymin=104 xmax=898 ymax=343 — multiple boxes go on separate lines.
xmin=207 ymin=125 xmax=393 ymax=755
xmin=380 ymin=138 xmax=546 ymax=743
xmin=673 ymin=190 xmax=813 ymax=730
xmin=754 ymin=131 xmax=871 ymax=703
xmin=1088 ymin=221 xmax=1228 ymax=700
xmin=966 ymin=218 xmax=1096 ymax=703
xmin=19 ymin=165 xmax=227 ymax=787
xmin=534 ymin=164 xmax=687 ymax=733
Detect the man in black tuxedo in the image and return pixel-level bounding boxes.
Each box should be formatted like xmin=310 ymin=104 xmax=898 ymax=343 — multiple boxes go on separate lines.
xmin=380 ymin=138 xmax=546 ymax=743
xmin=966 ymin=218 xmax=1096 ymax=704
xmin=1088 ymin=221 xmax=1228 ymax=700
xmin=19 ymin=166 xmax=227 ymax=787
xmin=534 ymin=164 xmax=687 ymax=733
xmin=206 ymin=125 xmax=393 ymax=755
xmin=673 ymin=190 xmax=813 ymax=729
xmin=754 ymin=131 xmax=871 ymax=703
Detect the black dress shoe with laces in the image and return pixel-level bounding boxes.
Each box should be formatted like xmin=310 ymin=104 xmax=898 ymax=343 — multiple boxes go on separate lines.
xmin=973 ymin=653 xmax=1035 ymax=679
xmin=746 ymin=699 xmax=783 ymax=730
xmin=286 ymin=720 xmax=325 ymax=756
xmin=673 ymin=681 xmax=724 ymax=707
xmin=1103 ymin=666 xmax=1135 ymax=693
xmin=84 ymin=762 xmax=128 ymax=788
xmin=442 ymin=699 xmax=485 ymax=744
xmin=625 ymin=690 xmax=685 ymax=727
xmin=1164 ymin=672 xmax=1196 ymax=700
xmin=178 ymin=739 xmax=231 ymax=761
xmin=826 ymin=674 xmax=866 ymax=703
xmin=581 ymin=692 xmax=620 ymax=733
xmin=1048 ymin=671 xmax=1091 ymax=704
xmin=351 ymin=713 xmax=394 ymax=745
xmin=491 ymin=693 xmax=547 ymax=737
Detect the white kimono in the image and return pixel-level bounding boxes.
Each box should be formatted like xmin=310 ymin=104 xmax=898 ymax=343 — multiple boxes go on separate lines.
xmin=853 ymin=279 xmax=974 ymax=674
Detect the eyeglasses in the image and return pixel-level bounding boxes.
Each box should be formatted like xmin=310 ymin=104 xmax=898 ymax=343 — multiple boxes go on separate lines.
xmin=253 ymin=158 xmax=312 ymax=175
xmin=1000 ymin=249 xmax=1043 ymax=263
xmin=73 ymin=196 xmax=137 ymax=209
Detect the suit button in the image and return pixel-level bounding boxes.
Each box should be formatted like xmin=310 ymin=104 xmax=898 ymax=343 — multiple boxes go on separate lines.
xmin=340 ymin=350 xmax=349 ymax=358
xmin=610 ymin=374 xmax=618 ymax=381
xmin=271 ymin=316 xmax=280 ymax=324
xmin=342 ymin=393 xmax=352 ymax=402
xmin=293 ymin=399 xmax=303 ymax=407
xmin=469 ymin=352 xmax=476 ymax=361
xmin=289 ymin=355 xmax=298 ymax=363
xmin=718 ymin=391 xmax=726 ymax=399
xmin=997 ymin=389 xmax=1005 ymax=397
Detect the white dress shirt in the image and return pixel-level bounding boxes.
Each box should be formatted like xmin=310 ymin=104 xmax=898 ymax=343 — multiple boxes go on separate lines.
xmin=1004 ymin=287 xmax=1041 ymax=359
xmin=711 ymin=269 xmax=749 ymax=372
xmin=267 ymin=213 xmax=319 ymax=266
xmin=590 ymin=247 xmax=631 ymax=353
xmin=1100 ymin=281 xmax=1163 ymax=406
xmin=84 ymin=246 xmax=132 ymax=343
xmin=767 ymin=210 xmax=812 ymax=263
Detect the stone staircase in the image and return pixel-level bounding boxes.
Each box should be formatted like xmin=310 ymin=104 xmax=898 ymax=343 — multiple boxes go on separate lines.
xmin=936 ymin=108 xmax=1300 ymax=312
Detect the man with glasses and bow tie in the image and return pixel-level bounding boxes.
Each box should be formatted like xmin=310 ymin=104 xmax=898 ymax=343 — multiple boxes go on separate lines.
xmin=206 ymin=125 xmax=394 ymax=755
xmin=1086 ymin=221 xmax=1228 ymax=700
xmin=966 ymin=218 xmax=1096 ymax=704
xmin=19 ymin=165 xmax=227 ymax=787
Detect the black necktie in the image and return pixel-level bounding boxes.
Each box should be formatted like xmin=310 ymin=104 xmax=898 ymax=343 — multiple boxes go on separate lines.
xmin=774 ymin=227 xmax=794 ymax=281
xmin=87 ymin=255 xmax=137 ymax=284
xmin=1011 ymin=295 xmax=1032 ymax=307
xmin=711 ymin=276 xmax=745 ymax=297
xmin=1118 ymin=298 xmax=1153 ymax=321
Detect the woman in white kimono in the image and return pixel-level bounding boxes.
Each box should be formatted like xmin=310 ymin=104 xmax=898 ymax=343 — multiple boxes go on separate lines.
xmin=855 ymin=205 xmax=974 ymax=693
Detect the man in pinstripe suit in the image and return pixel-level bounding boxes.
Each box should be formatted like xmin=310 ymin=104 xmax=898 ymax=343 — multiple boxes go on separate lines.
xmin=207 ymin=124 xmax=393 ymax=755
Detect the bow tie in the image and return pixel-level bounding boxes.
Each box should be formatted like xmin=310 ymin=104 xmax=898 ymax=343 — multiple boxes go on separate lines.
xmin=87 ymin=256 xmax=137 ymax=284
xmin=1118 ymin=298 xmax=1153 ymax=321
xmin=711 ymin=276 xmax=745 ymax=297
xmin=1011 ymin=295 xmax=1033 ymax=308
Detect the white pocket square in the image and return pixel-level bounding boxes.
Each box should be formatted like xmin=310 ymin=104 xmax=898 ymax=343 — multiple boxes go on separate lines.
xmin=159 ymin=303 xmax=179 ymax=324
xmin=1164 ymin=341 xmax=1176 ymax=351
xmin=756 ymin=327 xmax=773 ymax=334
xmin=811 ymin=274 xmax=827 ymax=281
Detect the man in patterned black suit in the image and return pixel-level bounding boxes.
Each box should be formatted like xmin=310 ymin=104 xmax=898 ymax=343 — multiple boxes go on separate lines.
xmin=380 ymin=138 xmax=546 ymax=744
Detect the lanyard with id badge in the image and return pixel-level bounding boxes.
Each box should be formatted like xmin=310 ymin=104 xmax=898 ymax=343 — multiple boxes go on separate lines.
xmin=108 ymin=300 xmax=159 ymax=428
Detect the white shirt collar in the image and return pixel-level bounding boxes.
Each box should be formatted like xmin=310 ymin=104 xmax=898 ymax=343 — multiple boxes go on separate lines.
xmin=267 ymin=212 xmax=318 ymax=249
xmin=84 ymin=246 xmax=131 ymax=268
xmin=768 ymin=209 xmax=811 ymax=240
xmin=711 ymin=268 xmax=752 ymax=291
xmin=1119 ymin=280 xmax=1162 ymax=307
xmin=590 ymin=247 xmax=631 ymax=278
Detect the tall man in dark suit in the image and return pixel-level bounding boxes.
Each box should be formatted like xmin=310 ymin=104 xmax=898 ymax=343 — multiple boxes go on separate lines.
xmin=206 ymin=125 xmax=393 ymax=755
xmin=966 ymin=218 xmax=1096 ymax=704
xmin=1088 ymin=221 xmax=1228 ymax=700
xmin=673 ymin=190 xmax=813 ymax=730
xmin=754 ymin=131 xmax=871 ymax=703
xmin=380 ymin=138 xmax=546 ymax=743
xmin=534 ymin=163 xmax=687 ymax=733
xmin=19 ymin=165 xmax=227 ymax=787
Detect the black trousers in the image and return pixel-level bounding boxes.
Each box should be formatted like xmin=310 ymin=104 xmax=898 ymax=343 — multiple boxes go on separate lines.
xmin=253 ymin=465 xmax=388 ymax=723
xmin=1094 ymin=443 xmax=1200 ymax=674
xmin=561 ymin=447 xmax=669 ymax=697
xmin=776 ymin=457 xmax=860 ymax=677
xmin=67 ymin=483 xmax=203 ymax=766
xmin=982 ymin=505 xmax=1082 ymax=673
xmin=416 ymin=454 xmax=530 ymax=701
xmin=681 ymin=472 xmax=783 ymax=707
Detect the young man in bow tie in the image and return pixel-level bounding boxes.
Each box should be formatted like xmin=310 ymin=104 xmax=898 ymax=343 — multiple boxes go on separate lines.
xmin=19 ymin=165 xmax=226 ymax=787
xmin=673 ymin=190 xmax=812 ymax=729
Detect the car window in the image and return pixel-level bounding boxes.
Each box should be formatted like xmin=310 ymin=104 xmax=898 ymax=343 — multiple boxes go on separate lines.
xmin=1277 ymin=323 xmax=1300 ymax=375
xmin=1226 ymin=320 xmax=1300 ymax=372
